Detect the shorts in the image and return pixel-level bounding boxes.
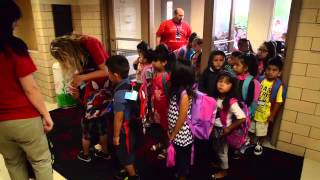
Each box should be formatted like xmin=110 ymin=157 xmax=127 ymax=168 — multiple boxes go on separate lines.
xmin=115 ymin=123 xmax=135 ymax=166
xmin=81 ymin=116 xmax=107 ymax=140
xmin=249 ymin=120 xmax=269 ymax=137
xmin=173 ymin=143 xmax=192 ymax=177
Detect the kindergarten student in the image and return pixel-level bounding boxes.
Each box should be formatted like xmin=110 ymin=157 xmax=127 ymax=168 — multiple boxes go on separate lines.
xmin=233 ymin=53 xmax=261 ymax=154
xmin=168 ymin=61 xmax=195 ymax=180
xmin=133 ymin=41 xmax=149 ymax=83
xmin=106 ymin=55 xmax=140 ymax=180
xmin=251 ymin=57 xmax=284 ymax=156
xmin=224 ymin=51 xmax=242 ymax=75
xmin=190 ymin=38 xmax=203 ymax=80
xmin=211 ymin=72 xmax=246 ymax=179
xmin=150 ymin=46 xmax=171 ymax=159
xmin=198 ymin=50 xmax=226 ymax=97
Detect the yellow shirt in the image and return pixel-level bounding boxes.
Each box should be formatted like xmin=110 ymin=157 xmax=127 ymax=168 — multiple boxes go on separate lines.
xmin=254 ymin=79 xmax=283 ymax=122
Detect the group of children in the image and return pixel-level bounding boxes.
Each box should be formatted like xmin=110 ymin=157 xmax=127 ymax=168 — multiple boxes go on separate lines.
xmin=50 ymin=34 xmax=285 ymax=180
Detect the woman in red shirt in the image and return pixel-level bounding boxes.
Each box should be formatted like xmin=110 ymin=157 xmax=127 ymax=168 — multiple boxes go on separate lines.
xmin=0 ymin=1 xmax=54 ymax=180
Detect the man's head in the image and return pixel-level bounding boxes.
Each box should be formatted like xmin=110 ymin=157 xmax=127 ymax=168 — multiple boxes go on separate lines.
xmin=173 ymin=8 xmax=184 ymax=24
xmin=106 ymin=55 xmax=129 ymax=84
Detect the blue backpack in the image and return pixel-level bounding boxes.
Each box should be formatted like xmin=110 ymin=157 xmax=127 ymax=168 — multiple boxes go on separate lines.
xmin=258 ymin=76 xmax=287 ymax=105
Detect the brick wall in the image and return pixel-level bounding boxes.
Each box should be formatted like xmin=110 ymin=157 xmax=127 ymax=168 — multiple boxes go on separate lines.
xmin=24 ymin=0 xmax=103 ymax=103
xmin=277 ymin=0 xmax=320 ymax=162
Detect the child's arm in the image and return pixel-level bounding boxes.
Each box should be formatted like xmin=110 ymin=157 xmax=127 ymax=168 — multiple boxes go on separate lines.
xmin=113 ymin=111 xmax=124 ymax=146
xmin=169 ymin=93 xmax=190 ymax=141
xmin=224 ymin=102 xmax=246 ymax=135
xmin=268 ymin=85 xmax=284 ymax=123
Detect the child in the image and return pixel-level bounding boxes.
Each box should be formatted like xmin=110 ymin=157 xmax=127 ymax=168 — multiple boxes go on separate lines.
xmin=168 ymin=61 xmax=195 ymax=180
xmin=150 ymin=46 xmax=171 ymax=159
xmin=211 ymin=72 xmax=246 ymax=179
xmin=257 ymin=41 xmax=277 ymax=76
xmin=251 ymin=57 xmax=284 ymax=156
xmin=133 ymin=41 xmax=148 ymax=83
xmin=224 ymin=51 xmax=242 ymax=75
xmin=198 ymin=50 xmax=226 ymax=97
xmin=233 ymin=53 xmax=261 ymax=154
xmin=237 ymin=38 xmax=254 ymax=54
xmin=106 ymin=55 xmax=140 ymax=180
xmin=50 ymin=35 xmax=111 ymax=163
xmin=190 ymin=38 xmax=203 ymax=80
xmin=174 ymin=32 xmax=197 ymax=61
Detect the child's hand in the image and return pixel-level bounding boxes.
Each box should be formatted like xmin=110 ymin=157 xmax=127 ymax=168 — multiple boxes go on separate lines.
xmin=268 ymin=116 xmax=274 ymax=123
xmin=222 ymin=127 xmax=231 ymax=136
xmin=68 ymin=86 xmax=79 ymax=99
xmin=168 ymin=132 xmax=175 ymax=142
xmin=113 ymin=136 xmax=120 ymax=146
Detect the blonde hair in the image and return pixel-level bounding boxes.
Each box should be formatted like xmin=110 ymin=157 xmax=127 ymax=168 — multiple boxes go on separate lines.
xmin=50 ymin=35 xmax=87 ymax=79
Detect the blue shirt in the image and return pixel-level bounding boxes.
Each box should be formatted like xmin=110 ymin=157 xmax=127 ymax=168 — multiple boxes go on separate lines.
xmin=113 ymin=78 xmax=132 ymax=125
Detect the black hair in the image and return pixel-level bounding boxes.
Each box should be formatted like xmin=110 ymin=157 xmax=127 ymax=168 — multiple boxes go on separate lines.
xmin=137 ymin=41 xmax=148 ymax=52
xmin=143 ymin=49 xmax=155 ymax=64
xmin=0 ymin=0 xmax=29 ymax=56
xmin=193 ymin=38 xmax=203 ymax=45
xmin=188 ymin=32 xmax=198 ymax=44
xmin=207 ymin=50 xmax=226 ymax=69
xmin=267 ymin=55 xmax=283 ymax=71
xmin=170 ymin=61 xmax=195 ymax=103
xmin=262 ymin=41 xmax=277 ymax=60
xmin=154 ymin=44 xmax=176 ymax=71
xmin=106 ymin=55 xmax=129 ymax=79
xmin=238 ymin=53 xmax=258 ymax=77
xmin=212 ymin=71 xmax=240 ymax=109
xmin=238 ymin=38 xmax=254 ymax=53
xmin=231 ymin=51 xmax=242 ymax=58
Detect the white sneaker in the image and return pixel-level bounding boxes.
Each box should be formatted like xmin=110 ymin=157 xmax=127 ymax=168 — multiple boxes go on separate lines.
xmin=254 ymin=143 xmax=263 ymax=156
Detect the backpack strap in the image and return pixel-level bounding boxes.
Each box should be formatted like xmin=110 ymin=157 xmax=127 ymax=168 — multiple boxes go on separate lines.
xmin=220 ymin=98 xmax=238 ymax=127
xmin=270 ymin=79 xmax=282 ymax=102
xmin=162 ymin=72 xmax=169 ymax=97
xmin=258 ymin=75 xmax=265 ymax=83
xmin=242 ymin=75 xmax=254 ymax=101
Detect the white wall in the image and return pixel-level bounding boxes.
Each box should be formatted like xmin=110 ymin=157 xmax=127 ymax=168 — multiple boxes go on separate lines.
xmin=247 ymin=0 xmax=275 ymax=50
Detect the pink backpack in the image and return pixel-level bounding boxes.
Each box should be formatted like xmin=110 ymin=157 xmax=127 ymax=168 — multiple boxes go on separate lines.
xmin=220 ymin=98 xmax=250 ymax=149
xmin=188 ymin=91 xmax=217 ymax=140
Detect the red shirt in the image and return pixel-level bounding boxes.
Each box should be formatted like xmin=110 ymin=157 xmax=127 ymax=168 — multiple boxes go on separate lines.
xmin=0 ymin=50 xmax=40 ymax=121
xmin=80 ymin=36 xmax=110 ymax=105
xmin=156 ymin=19 xmax=192 ymax=52
xmin=80 ymin=35 xmax=109 ymax=65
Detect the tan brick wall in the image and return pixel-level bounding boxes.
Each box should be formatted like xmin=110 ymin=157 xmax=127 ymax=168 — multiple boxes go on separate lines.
xmin=277 ymin=0 xmax=320 ymax=162
xmin=25 ymin=0 xmax=103 ymax=103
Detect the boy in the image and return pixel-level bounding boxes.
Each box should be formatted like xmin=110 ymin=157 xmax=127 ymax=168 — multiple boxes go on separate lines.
xmin=251 ymin=57 xmax=284 ymax=155
xmin=106 ymin=55 xmax=140 ymax=180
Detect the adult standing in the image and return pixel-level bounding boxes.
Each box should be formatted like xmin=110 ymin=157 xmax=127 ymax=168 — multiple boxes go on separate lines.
xmin=156 ymin=8 xmax=192 ymax=52
xmin=0 ymin=0 xmax=54 ymax=180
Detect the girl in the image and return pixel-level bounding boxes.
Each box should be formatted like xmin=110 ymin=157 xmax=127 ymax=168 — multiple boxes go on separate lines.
xmin=211 ymin=72 xmax=246 ymax=179
xmin=133 ymin=41 xmax=148 ymax=83
xmin=198 ymin=50 xmax=226 ymax=97
xmin=224 ymin=51 xmax=242 ymax=75
xmin=168 ymin=61 xmax=195 ymax=180
xmin=237 ymin=38 xmax=254 ymax=54
xmin=190 ymin=38 xmax=203 ymax=80
xmin=174 ymin=32 xmax=197 ymax=61
xmin=256 ymin=41 xmax=277 ymax=76
xmin=50 ymin=34 xmax=111 ymax=163
xmin=233 ymin=53 xmax=261 ymax=154
xmin=150 ymin=46 xmax=171 ymax=159
xmin=0 ymin=1 xmax=53 ymax=179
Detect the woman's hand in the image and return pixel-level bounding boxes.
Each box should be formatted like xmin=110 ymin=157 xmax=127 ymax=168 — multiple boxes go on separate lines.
xmin=71 ymin=75 xmax=84 ymax=87
xmin=42 ymin=113 xmax=54 ymax=133
xmin=113 ymin=136 xmax=120 ymax=146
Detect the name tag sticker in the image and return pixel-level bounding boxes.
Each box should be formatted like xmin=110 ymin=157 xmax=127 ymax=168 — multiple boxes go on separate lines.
xmin=124 ymin=90 xmax=138 ymax=101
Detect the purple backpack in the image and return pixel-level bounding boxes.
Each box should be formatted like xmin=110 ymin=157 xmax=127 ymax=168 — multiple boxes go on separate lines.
xmin=220 ymin=98 xmax=250 ymax=149
xmin=188 ymin=91 xmax=217 ymax=140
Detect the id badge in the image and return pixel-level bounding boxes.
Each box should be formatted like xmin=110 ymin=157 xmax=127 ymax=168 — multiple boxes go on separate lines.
xmin=257 ymin=100 xmax=265 ymax=106
xmin=124 ymin=90 xmax=138 ymax=101
xmin=176 ymin=32 xmax=181 ymax=40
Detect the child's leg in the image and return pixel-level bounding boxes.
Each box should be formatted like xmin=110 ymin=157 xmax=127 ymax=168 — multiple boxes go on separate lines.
xmin=97 ymin=117 xmax=109 ymax=154
xmin=174 ymin=144 xmax=192 ymax=180
xmin=82 ymin=138 xmax=91 ymax=155
xmin=213 ymin=140 xmax=228 ymax=178
xmin=99 ymin=135 xmax=108 ymax=153
xmin=124 ymin=164 xmax=136 ymax=176
xmin=81 ymin=119 xmax=91 ymax=155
